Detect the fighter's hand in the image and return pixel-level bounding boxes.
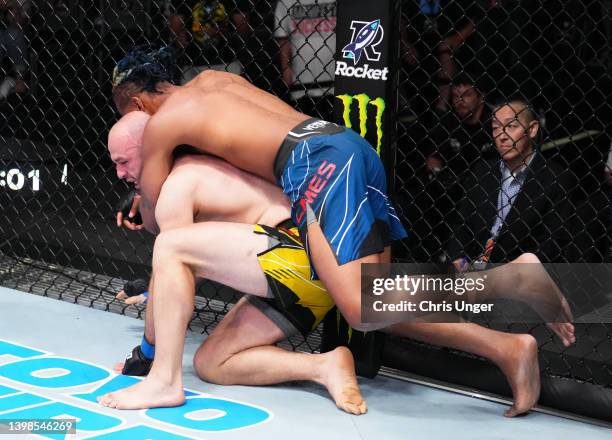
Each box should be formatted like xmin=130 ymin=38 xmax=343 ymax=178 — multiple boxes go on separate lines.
xmin=115 ymin=290 xmax=147 ymax=305
xmin=113 ymin=362 xmax=125 ymax=374
xmin=126 ymin=294 xmax=147 ymax=305
xmin=116 ymin=190 xmax=144 ymax=230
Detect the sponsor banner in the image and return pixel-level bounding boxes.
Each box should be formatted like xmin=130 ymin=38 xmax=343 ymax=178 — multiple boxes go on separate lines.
xmin=333 ymin=0 xmax=399 ymax=174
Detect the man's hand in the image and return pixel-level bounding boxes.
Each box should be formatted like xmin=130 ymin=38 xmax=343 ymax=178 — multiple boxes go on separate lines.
xmin=116 ymin=191 xmax=144 ymax=231
xmin=116 ymin=279 xmax=148 ymax=305
xmin=115 ymin=290 xmax=147 ymax=305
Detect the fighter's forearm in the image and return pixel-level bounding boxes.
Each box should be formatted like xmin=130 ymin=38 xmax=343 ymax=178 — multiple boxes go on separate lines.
xmin=140 ymin=199 xmax=159 ymax=234
xmin=139 ymin=153 xmax=173 ymax=214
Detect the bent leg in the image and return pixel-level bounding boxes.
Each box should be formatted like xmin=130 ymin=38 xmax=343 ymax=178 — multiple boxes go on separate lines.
xmin=386 ymin=321 xmax=540 ymax=417
xmin=100 ymin=231 xmax=198 ymax=409
xmin=100 ymin=222 xmax=269 ymax=409
xmin=194 ymin=297 xmax=366 ymax=414
xmin=306 ymin=220 xmax=390 ymax=332
xmin=308 ymin=225 xmax=573 ymax=344
xmin=152 ymin=222 xmax=271 ymax=297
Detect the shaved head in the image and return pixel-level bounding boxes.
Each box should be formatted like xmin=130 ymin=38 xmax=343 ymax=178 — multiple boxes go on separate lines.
xmin=108 ymin=111 xmax=150 ymax=156
xmin=108 ymin=111 xmax=151 ymax=185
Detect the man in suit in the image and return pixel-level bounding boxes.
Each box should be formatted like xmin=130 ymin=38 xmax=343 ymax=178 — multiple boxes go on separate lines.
xmin=448 ymin=97 xmax=575 ymax=268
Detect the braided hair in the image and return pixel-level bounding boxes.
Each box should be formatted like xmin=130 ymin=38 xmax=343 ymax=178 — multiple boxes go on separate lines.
xmin=112 ymin=45 xmax=178 ymax=111
xmin=112 ymin=45 xmax=178 ymax=91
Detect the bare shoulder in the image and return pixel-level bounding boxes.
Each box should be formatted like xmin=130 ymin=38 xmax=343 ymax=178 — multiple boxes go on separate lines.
xmin=159 ymin=89 xmax=229 ymax=117
xmin=188 ymin=69 xmax=245 ymax=89
xmin=145 ymin=91 xmax=218 ymax=140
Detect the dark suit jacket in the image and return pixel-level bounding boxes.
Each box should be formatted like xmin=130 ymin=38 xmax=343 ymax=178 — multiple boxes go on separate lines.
xmin=447 ymin=153 xmax=576 ymax=263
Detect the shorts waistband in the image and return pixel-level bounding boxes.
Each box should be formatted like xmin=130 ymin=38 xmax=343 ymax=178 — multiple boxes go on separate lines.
xmin=273 ymin=118 xmax=345 ymax=180
xmin=276 ymin=218 xmax=294 ymax=230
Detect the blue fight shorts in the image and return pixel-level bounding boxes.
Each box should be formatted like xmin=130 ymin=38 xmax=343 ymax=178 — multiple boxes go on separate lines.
xmin=273 ymin=118 xmax=408 ymax=279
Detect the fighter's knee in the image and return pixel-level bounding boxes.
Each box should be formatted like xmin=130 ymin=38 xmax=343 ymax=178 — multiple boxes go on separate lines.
xmin=152 ymin=231 xmax=181 ymax=264
xmin=517 ymin=252 xmax=539 ymax=263
xmin=341 ymin=307 xmax=368 ymax=332
xmin=193 ymin=344 xmax=216 ymax=382
xmin=193 ymin=343 xmax=233 ymax=385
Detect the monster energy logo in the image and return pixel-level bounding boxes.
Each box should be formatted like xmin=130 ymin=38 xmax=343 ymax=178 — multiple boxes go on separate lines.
xmin=336 ymin=94 xmax=385 ymax=155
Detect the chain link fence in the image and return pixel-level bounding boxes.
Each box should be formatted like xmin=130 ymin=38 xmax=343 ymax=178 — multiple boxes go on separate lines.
xmin=0 ymin=0 xmax=611 ymax=420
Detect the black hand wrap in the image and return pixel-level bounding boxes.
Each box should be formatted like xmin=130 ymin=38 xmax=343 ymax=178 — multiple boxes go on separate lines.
xmin=121 ymin=345 xmax=153 ymax=376
xmin=116 ymin=188 xmax=143 ymax=225
xmin=123 ymin=279 xmax=148 ymax=297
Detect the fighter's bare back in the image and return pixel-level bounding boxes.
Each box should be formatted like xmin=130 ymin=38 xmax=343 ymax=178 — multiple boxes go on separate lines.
xmin=139 ymin=86 xmax=309 ymax=210
xmin=155 ymin=154 xmax=291 ymax=232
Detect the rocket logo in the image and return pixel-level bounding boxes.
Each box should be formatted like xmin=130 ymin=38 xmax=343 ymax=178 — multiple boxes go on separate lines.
xmin=342 ymin=19 xmax=384 ymax=65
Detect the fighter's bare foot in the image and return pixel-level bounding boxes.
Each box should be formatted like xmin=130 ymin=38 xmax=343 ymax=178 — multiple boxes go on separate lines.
xmin=547 ymin=321 xmax=575 ymax=347
xmin=97 ymin=375 xmax=185 ymax=410
xmin=497 ymin=334 xmax=540 ymax=417
xmin=318 ymin=347 xmax=367 ymax=415
xmin=512 ymin=253 xmax=575 ymax=344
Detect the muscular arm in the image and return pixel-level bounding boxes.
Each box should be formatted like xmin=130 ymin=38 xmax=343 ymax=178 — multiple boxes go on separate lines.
xmin=139 ymin=113 xmax=182 ymax=219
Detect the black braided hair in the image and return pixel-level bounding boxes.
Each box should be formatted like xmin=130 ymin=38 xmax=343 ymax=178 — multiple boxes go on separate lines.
xmin=112 ymin=45 xmax=178 ymax=93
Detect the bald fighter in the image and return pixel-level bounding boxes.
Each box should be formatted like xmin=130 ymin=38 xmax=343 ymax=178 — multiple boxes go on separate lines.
xmin=99 ymin=111 xmax=366 ymax=414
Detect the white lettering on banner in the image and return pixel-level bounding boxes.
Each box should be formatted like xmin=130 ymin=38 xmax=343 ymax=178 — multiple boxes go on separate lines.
xmin=335 ymin=61 xmax=389 ymax=81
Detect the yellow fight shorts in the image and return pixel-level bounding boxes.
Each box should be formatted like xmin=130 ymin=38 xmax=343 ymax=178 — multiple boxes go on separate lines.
xmin=245 ymin=222 xmax=334 ymax=337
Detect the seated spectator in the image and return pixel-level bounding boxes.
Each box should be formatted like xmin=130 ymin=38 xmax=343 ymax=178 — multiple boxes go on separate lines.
xmin=191 ymin=0 xmax=228 ymax=48
xmin=0 ymin=0 xmax=29 ymax=100
xmin=191 ymin=0 xmax=232 ymax=66
xmin=425 ymin=73 xmax=496 ymax=182
xmin=400 ymin=0 xmax=488 ymax=113
xmin=164 ymin=9 xmax=192 ymax=82
xmin=416 ymin=74 xmax=496 ymax=260
xmin=448 ymin=96 xmax=575 ymax=267
xmin=222 ymin=1 xmax=277 ymax=90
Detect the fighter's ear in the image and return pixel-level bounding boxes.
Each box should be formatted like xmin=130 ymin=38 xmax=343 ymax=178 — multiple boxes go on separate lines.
xmin=131 ymin=96 xmax=145 ymax=112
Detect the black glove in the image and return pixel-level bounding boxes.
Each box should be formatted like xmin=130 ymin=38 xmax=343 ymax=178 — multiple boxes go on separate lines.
xmin=121 ymin=345 xmax=153 ymax=376
xmin=123 ymin=279 xmax=148 ymax=297
xmin=116 ymin=188 xmax=143 ymax=225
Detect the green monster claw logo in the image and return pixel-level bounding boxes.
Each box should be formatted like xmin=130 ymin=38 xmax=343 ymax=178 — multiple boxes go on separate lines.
xmin=336 ymin=94 xmax=386 ymax=156
xmin=336 ymin=308 xmax=353 ymax=343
